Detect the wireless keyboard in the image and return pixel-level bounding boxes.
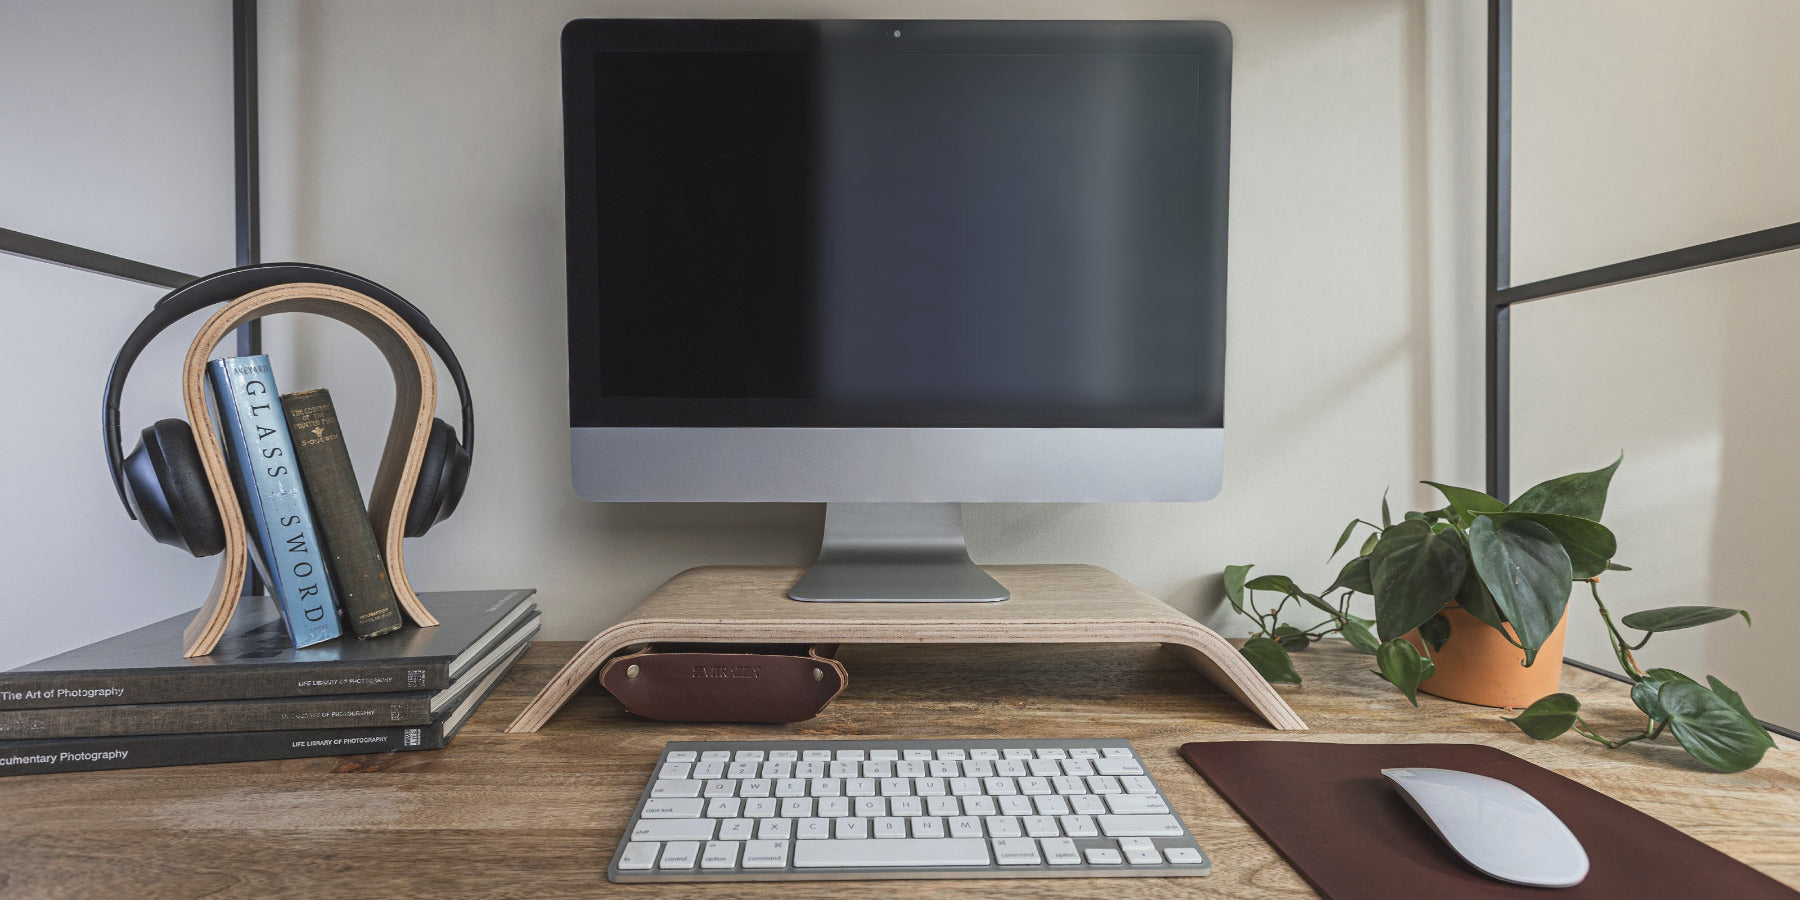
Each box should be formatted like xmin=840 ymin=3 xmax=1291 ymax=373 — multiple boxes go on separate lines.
xmin=608 ymin=738 xmax=1210 ymax=882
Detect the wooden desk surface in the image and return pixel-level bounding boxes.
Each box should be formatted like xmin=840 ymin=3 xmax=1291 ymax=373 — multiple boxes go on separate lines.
xmin=3 ymin=640 xmax=1796 ymax=898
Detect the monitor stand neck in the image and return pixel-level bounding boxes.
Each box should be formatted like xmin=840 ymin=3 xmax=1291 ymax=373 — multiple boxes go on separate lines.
xmin=787 ymin=503 xmax=1010 ymax=602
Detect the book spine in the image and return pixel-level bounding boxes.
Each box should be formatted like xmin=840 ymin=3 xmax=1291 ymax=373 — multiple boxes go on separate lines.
xmin=0 ymin=723 xmax=448 ymax=776
xmin=282 ymin=388 xmax=404 ymax=639
xmin=0 ymin=662 xmax=449 ymax=710
xmin=0 ymin=693 xmax=432 ymax=740
xmin=207 ymin=356 xmax=343 ymax=648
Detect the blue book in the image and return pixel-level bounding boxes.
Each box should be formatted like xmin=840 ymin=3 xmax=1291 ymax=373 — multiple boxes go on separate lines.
xmin=206 ymin=356 xmax=343 ymax=648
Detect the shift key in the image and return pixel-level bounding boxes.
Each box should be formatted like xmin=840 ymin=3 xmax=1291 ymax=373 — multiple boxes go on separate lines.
xmin=631 ymin=818 xmax=718 ymax=842
xmin=1097 ymin=814 xmax=1184 ymax=837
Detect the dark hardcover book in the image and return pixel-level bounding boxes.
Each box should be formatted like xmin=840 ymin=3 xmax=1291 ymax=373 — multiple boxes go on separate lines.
xmin=208 ymin=355 xmax=342 ymax=647
xmin=0 ymin=589 xmax=535 ymax=710
xmin=0 ymin=641 xmax=529 ymax=777
xmin=281 ymin=388 xmax=404 ymax=640
xmin=0 ymin=614 xmax=538 ymax=740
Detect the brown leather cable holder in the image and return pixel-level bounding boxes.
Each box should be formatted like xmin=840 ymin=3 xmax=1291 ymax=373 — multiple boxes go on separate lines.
xmin=599 ymin=644 xmax=848 ymax=724
xmin=178 ymin=282 xmax=442 ymax=658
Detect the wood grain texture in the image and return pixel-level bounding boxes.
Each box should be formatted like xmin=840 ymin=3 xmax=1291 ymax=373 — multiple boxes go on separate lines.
xmin=505 ymin=565 xmax=1306 ymax=733
xmin=2 ymin=640 xmax=1793 ymax=899
xmin=177 ymin=282 xmax=442 ymax=657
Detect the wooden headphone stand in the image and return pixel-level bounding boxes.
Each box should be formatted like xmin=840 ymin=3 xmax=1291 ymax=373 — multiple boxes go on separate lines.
xmin=178 ymin=282 xmax=441 ymax=658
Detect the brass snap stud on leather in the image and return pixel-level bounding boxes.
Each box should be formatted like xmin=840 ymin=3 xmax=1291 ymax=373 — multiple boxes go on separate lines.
xmin=812 ymin=667 xmax=824 ymax=682
xmin=626 ymin=664 xmax=641 ymax=679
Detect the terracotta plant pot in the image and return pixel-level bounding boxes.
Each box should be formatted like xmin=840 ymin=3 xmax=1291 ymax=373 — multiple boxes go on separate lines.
xmin=1402 ymin=604 xmax=1568 ymax=708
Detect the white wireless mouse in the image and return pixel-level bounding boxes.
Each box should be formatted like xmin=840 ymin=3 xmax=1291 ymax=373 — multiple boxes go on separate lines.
xmin=1383 ymin=767 xmax=1589 ymax=888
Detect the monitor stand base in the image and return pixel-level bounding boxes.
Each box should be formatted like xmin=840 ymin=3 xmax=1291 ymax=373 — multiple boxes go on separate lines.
xmin=788 ymin=503 xmax=1009 ymax=602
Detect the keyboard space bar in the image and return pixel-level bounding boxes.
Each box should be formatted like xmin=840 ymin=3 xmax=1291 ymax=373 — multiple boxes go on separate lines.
xmin=793 ymin=839 xmax=992 ymax=868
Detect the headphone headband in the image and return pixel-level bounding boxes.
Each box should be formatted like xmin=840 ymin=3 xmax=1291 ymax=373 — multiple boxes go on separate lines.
xmin=102 ymin=263 xmax=474 ymax=518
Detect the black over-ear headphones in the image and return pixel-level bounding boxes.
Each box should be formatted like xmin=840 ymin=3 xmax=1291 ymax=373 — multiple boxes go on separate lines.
xmin=103 ymin=263 xmax=474 ymax=557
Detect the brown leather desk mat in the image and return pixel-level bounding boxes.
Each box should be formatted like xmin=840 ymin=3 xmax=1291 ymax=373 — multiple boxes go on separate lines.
xmin=1181 ymin=741 xmax=1795 ymax=899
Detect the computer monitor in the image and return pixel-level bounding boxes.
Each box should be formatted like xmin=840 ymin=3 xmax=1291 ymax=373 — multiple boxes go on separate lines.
xmin=562 ymin=19 xmax=1231 ymax=602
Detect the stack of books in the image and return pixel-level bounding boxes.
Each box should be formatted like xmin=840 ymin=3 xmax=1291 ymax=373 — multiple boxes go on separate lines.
xmin=0 ymin=589 xmax=537 ymax=776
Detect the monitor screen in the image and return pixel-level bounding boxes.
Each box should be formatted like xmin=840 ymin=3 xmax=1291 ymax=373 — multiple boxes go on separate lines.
xmin=564 ymin=20 xmax=1230 ymax=428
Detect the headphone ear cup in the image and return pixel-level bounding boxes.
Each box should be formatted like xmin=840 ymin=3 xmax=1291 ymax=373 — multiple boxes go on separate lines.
xmin=404 ymin=418 xmax=459 ymax=538
xmin=133 ymin=419 xmax=226 ymax=557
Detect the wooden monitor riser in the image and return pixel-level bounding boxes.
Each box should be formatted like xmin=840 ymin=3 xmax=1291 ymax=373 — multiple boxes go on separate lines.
xmin=506 ymin=564 xmax=1306 ymax=733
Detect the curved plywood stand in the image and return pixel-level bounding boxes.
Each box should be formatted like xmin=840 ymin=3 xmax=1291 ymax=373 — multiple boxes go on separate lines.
xmin=179 ymin=282 xmax=442 ymax=658
xmin=506 ymin=564 xmax=1307 ymax=733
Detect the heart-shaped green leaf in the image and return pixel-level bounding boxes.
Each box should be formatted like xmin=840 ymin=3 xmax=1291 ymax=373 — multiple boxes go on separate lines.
xmin=1340 ymin=617 xmax=1381 ymax=654
xmin=1245 ymin=574 xmax=1303 ymax=595
xmin=1620 ymin=606 xmax=1751 ymax=633
xmin=1455 ymin=567 xmax=1510 ymax=633
xmin=1375 ymin=639 xmax=1435 ymax=706
xmin=1707 ymin=676 xmax=1775 ymax=751
xmin=1326 ymin=556 xmax=1374 ymax=595
xmin=1370 ymin=520 xmax=1469 ymax=642
xmin=1505 ymin=693 xmax=1581 ymax=740
xmin=1480 ymin=511 xmax=1617 ymax=579
xmin=1424 ymin=481 xmax=1506 ymax=527
xmin=1659 ymin=680 xmax=1774 ymax=772
xmin=1223 ymin=564 xmax=1252 ymax=616
xmin=1241 ymin=637 xmax=1301 ymax=685
xmin=1506 ymin=454 xmax=1621 ymax=521
xmin=1629 ymin=668 xmax=1695 ymax=721
xmin=1273 ymin=624 xmax=1310 ymax=651
xmin=1419 ymin=613 xmax=1452 ymax=652
xmin=1468 ymin=517 xmax=1572 ymax=666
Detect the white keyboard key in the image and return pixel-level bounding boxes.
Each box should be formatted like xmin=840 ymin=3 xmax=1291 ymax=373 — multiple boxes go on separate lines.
xmin=903 ymin=749 xmax=932 ymax=761
xmin=985 ymin=816 xmax=1022 ymax=838
xmin=1120 ymin=836 xmax=1161 ymax=865
xmin=891 ymin=796 xmax=923 ymax=817
xmin=1095 ymin=757 xmax=1144 ymax=776
xmin=718 ymin=818 xmax=755 ymax=840
xmin=810 ymin=778 xmax=842 ymax=797
xmin=618 ymin=841 xmax=659 ymax=870
xmin=926 ymin=795 xmax=960 ymax=817
xmin=793 ymin=838 xmax=991 ymax=868
xmin=1042 ymin=837 xmax=1081 ymax=865
xmin=632 ymin=819 xmax=716 ymax=842
xmin=961 ymin=760 xmax=994 ymax=778
xmin=1019 ymin=777 xmax=1052 ymax=796
xmin=1003 ymin=749 xmax=1033 ymax=760
xmin=855 ymin=797 xmax=886 ymax=818
xmin=911 ymin=816 xmax=945 ymax=838
xmin=734 ymin=750 xmax=765 ymax=762
xmin=936 ymin=748 xmax=967 ymax=761
xmin=950 ymin=778 xmax=982 ymax=796
xmin=1034 ymin=795 xmax=1071 ymax=816
xmin=1059 ymin=814 xmax=1098 ymax=837
xmin=701 ymin=840 xmax=739 ymax=868
xmin=873 ymin=817 xmax=907 ymax=839
xmin=985 ymin=777 xmax=1018 ymax=796
xmin=727 ymin=761 xmax=758 ymax=779
xmin=1098 ymin=814 xmax=1184 ymax=837
xmin=1052 ymin=775 xmax=1087 ymax=795
xmin=1102 ymin=747 xmax=1133 ymax=758
xmin=742 ymin=839 xmax=790 ymax=868
xmin=660 ymin=762 xmax=692 ymax=779
xmin=962 ymin=795 xmax=998 ymax=816
xmin=651 ymin=779 xmax=703 ymax=799
xmin=998 ymin=796 xmax=1034 ymax=817
xmin=915 ymin=778 xmax=947 ymax=796
xmin=743 ymin=798 xmax=777 ymax=819
xmin=818 ymin=796 xmax=851 ymax=818
xmin=694 ymin=761 xmax=725 ymax=780
xmin=757 ymin=818 xmax=793 ymax=840
xmin=995 ymin=760 xmax=1028 ymax=777
xmin=803 ymin=749 xmax=832 ymax=762
xmin=777 ymin=778 xmax=807 ymax=797
xmin=1028 ymin=759 xmax=1061 ymax=777
xmin=869 ymin=748 xmax=899 ymax=761
xmin=881 ymin=777 xmax=911 ymax=797
xmin=796 ymin=761 xmax=826 ymax=779
xmin=929 ymin=760 xmax=959 ymax=778
xmin=969 ymin=748 xmax=1000 ymax=761
xmin=948 ymin=816 xmax=984 ymax=838
xmin=991 ymin=837 xmax=1041 ymax=865
xmin=837 ymin=749 xmax=866 ymax=761
xmin=739 ymin=779 xmax=772 ymax=798
xmin=768 ymin=750 xmax=798 ymax=762
xmin=830 ymin=761 xmax=857 ymax=778
xmin=1087 ymin=775 xmax=1122 ymax=794
xmin=797 ymin=817 xmax=831 ymax=839
xmin=846 ymin=778 xmax=877 ymax=797
xmin=1070 ymin=795 xmax=1108 ymax=815
xmin=641 ymin=799 xmax=704 ymax=818
xmin=1085 ymin=847 xmax=1123 ymax=865
xmin=707 ymin=797 xmax=741 ymax=818
xmin=836 ymin=816 xmax=869 ymax=839
xmin=761 ymin=762 xmax=791 ymax=780
xmin=1107 ymin=793 xmax=1170 ymax=815
xmin=1122 ymin=775 xmax=1157 ymax=795
xmin=865 ymin=761 xmax=893 ymax=779
xmin=667 ymin=750 xmax=697 ymax=763
xmin=701 ymin=750 xmax=731 ymax=762
xmin=704 ymin=779 xmax=735 ymax=798
xmin=658 ymin=840 xmax=699 ymax=869
xmin=1061 ymin=759 xmax=1095 ymax=777
xmin=781 ymin=797 xmax=813 ymax=818
xmin=1023 ymin=815 xmax=1060 ymax=838
xmin=1035 ymin=748 xmax=1067 ymax=759
xmin=1069 ymin=747 xmax=1100 ymax=760
xmin=896 ymin=760 xmax=927 ymax=778
xmin=1166 ymin=846 xmax=1206 ymax=865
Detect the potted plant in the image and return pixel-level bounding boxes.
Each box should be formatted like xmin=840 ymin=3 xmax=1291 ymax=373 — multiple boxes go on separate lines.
xmin=1225 ymin=455 xmax=1776 ymax=772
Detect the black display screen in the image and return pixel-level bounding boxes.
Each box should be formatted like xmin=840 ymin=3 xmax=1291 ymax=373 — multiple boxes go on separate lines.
xmin=564 ymin=20 xmax=1231 ymax=427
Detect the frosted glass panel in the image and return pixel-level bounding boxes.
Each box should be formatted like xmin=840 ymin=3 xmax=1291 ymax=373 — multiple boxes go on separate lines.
xmin=1512 ymin=248 xmax=1800 ymax=729
xmin=1511 ymin=0 xmax=1800 ymax=285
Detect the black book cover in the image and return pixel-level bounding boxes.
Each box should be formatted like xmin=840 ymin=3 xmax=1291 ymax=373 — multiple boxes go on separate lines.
xmin=0 ymin=641 xmax=529 ymax=777
xmin=282 ymin=388 xmax=405 ymax=640
xmin=1 ymin=589 xmax=534 ymax=710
